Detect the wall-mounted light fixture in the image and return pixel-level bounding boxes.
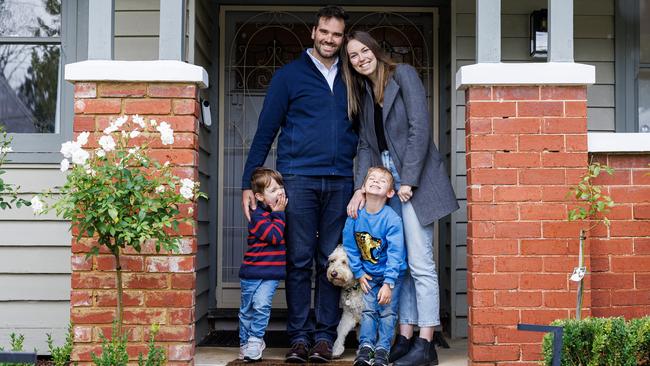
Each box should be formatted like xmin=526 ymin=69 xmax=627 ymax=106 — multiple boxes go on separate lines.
xmin=530 ymin=9 xmax=548 ymax=59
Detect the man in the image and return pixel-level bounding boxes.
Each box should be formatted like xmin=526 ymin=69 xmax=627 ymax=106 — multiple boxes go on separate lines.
xmin=240 ymin=6 xmax=357 ymax=364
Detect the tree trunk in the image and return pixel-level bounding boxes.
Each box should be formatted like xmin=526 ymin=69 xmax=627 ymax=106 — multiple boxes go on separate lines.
xmin=114 ymin=248 xmax=124 ymax=334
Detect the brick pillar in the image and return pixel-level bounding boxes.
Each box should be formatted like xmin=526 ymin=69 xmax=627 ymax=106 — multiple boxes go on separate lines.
xmin=70 ymin=81 xmax=200 ymax=365
xmin=465 ymin=86 xmax=590 ymax=364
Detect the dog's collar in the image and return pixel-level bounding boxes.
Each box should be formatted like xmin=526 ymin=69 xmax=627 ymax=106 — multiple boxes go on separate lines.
xmin=345 ymin=283 xmax=360 ymax=293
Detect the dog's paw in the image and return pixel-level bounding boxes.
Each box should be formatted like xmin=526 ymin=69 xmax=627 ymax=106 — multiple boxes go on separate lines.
xmin=332 ymin=342 xmax=345 ymax=359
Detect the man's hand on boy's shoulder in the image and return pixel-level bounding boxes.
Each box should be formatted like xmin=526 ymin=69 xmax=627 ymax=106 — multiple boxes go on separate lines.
xmin=242 ymin=189 xmax=257 ymax=222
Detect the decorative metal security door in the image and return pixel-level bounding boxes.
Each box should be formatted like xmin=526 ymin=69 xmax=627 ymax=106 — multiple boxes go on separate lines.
xmin=218 ymin=6 xmax=438 ymax=308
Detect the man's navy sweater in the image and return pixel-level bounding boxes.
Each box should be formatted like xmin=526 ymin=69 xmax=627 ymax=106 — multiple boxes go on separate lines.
xmin=242 ymin=51 xmax=358 ymax=189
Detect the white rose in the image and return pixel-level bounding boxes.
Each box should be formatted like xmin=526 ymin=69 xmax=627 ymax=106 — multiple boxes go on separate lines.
xmin=132 ymin=115 xmax=146 ymax=128
xmin=129 ymin=130 xmax=141 ymax=138
xmin=180 ymin=185 xmax=194 ymax=200
xmin=76 ymin=132 xmax=90 ymax=146
xmin=60 ymin=159 xmax=70 ymax=172
xmin=96 ymin=149 xmax=106 ymax=158
xmin=0 ymin=147 xmax=13 ymax=153
xmin=60 ymin=141 xmax=80 ymax=159
xmin=155 ymin=185 xmax=166 ymax=193
xmin=71 ymin=148 xmax=90 ymax=165
xmin=114 ymin=115 xmax=128 ymax=128
xmin=31 ymin=196 xmax=44 ymax=214
xmin=98 ymin=135 xmax=116 ymax=152
xmin=103 ymin=123 xmax=118 ymax=135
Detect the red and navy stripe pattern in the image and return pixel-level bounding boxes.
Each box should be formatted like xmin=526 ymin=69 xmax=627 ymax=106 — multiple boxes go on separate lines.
xmin=239 ymin=205 xmax=287 ymax=280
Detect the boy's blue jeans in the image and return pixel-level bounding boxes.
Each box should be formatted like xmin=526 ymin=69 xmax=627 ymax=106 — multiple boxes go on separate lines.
xmin=239 ymin=279 xmax=279 ymax=345
xmin=358 ymin=275 xmax=404 ymax=351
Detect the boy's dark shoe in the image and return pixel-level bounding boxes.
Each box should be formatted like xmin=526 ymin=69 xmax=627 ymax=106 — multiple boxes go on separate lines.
xmin=392 ymin=337 xmax=439 ymax=366
xmin=285 ymin=342 xmax=309 ymax=363
xmin=353 ymin=345 xmax=373 ymax=366
xmin=308 ymin=340 xmax=333 ymax=363
xmin=389 ymin=335 xmax=412 ymax=362
xmin=372 ymin=348 xmax=389 ymax=366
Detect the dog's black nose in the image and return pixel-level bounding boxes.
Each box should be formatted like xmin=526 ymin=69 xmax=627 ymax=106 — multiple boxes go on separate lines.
xmin=331 ymin=271 xmax=338 ymax=278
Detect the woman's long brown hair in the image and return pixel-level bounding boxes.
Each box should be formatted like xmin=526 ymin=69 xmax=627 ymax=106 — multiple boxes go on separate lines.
xmin=341 ymin=31 xmax=396 ymax=121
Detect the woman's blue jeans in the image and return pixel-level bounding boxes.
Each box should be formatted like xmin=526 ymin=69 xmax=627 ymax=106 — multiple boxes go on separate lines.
xmin=381 ymin=151 xmax=440 ymax=327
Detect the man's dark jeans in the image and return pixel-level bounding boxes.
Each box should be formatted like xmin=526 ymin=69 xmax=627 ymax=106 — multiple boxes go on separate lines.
xmin=283 ymin=174 xmax=353 ymax=346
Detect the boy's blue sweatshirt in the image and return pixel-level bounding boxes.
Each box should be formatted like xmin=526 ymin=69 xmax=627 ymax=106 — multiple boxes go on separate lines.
xmin=342 ymin=206 xmax=407 ymax=286
xmin=241 ymin=51 xmax=358 ymax=189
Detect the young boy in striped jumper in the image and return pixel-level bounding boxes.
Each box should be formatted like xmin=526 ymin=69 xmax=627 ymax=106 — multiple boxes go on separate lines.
xmin=239 ymin=167 xmax=288 ymax=362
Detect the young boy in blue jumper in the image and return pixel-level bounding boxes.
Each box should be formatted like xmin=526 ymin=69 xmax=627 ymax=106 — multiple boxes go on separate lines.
xmin=342 ymin=167 xmax=407 ymax=366
xmin=239 ymin=167 xmax=288 ymax=362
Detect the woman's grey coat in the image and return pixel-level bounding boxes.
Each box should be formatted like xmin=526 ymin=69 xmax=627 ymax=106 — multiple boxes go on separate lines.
xmin=354 ymin=64 xmax=459 ymax=226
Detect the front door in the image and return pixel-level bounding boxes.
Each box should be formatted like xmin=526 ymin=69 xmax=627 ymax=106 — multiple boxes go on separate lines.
xmin=217 ymin=6 xmax=439 ymax=309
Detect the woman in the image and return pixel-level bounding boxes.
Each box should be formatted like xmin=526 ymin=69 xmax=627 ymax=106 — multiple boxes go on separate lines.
xmin=342 ymin=31 xmax=459 ymax=366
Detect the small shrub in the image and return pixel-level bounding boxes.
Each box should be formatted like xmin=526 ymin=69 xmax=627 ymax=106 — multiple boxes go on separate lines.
xmin=0 ymin=333 xmax=28 ymax=366
xmin=137 ymin=325 xmax=165 ymax=366
xmin=91 ymin=324 xmax=128 ymax=366
xmin=543 ymin=317 xmax=650 ymax=366
xmin=47 ymin=323 xmax=73 ymax=366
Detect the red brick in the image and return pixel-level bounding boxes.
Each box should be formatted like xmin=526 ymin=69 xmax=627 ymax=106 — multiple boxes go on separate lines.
xmin=472 ymin=274 xmax=519 ymax=290
xmin=467 ymin=152 xmax=494 ymax=168
xmin=518 ymin=101 xmax=563 ymax=117
xmin=126 ymin=344 xmax=150 ymax=359
xmin=611 ymin=256 xmax=650 ymax=272
xmin=605 ymin=154 xmax=650 ymax=169
xmin=146 ymin=291 xmax=195 ymax=307
xmin=540 ymin=86 xmax=586 ymax=100
xmin=611 ymin=290 xmax=650 ymax=306
xmin=543 ymin=291 xmax=578 ymax=308
xmin=495 ymin=222 xmax=541 ymax=238
xmin=468 ymin=101 xmax=517 ymax=118
xmin=565 ymin=101 xmax=587 ymax=117
xmin=493 ymin=118 xmax=541 ymax=134
xmin=95 ymin=290 xmax=143 ymax=306
xmin=494 ymin=186 xmax=542 ymax=202
xmin=521 ymin=239 xmax=569 ymax=255
xmin=519 ymin=169 xmax=565 ymax=185
xmin=469 ymin=290 xmax=496 ymax=307
xmin=71 ymin=290 xmax=93 ymax=307
xmin=632 ymin=170 xmax=650 ymax=185
xmin=471 ymin=308 xmax=520 ymax=325
xmin=636 ymin=238 xmax=650 ymax=254
xmin=71 ymin=272 xmax=116 ymax=289
xmin=469 ymin=239 xmax=518 ymax=255
xmin=542 ymin=221 xmax=586 ymax=238
xmin=122 ymin=309 xmax=166 ymax=325
xmin=541 ymin=186 xmax=576 ymax=202
xmin=124 ymin=99 xmax=171 ymax=114
xmin=495 ymin=291 xmax=542 ymax=306
xmin=468 ymin=185 xmax=495 ymax=202
xmin=468 ymin=256 xmax=495 ymax=272
xmin=494 ymin=86 xmax=540 ymax=100
xmin=148 ymin=84 xmax=197 ymax=98
xmin=173 ymin=99 xmax=199 ymax=115
xmin=171 ymin=273 xmax=196 ymax=289
xmin=542 ymin=117 xmax=586 ymax=133
xmin=145 ymin=132 xmax=198 ymax=149
xmin=149 ymin=150 xmax=198 ymax=167
xmin=520 ymin=309 xmax=569 ymax=324
xmin=75 ymin=83 xmax=97 ymax=98
xmin=542 ymin=152 xmax=588 ymax=167
xmin=167 ymin=344 xmax=193 ymax=361
xmin=591 ymin=256 xmax=610 ymax=272
xmin=469 ymin=326 xmax=495 ymax=343
xmin=520 ymin=274 xmax=567 ymax=290
xmin=169 ymin=309 xmax=195 ymax=324
xmin=74 ymin=116 xmax=96 ymax=132
xmin=495 ymin=327 xmax=544 ymax=343
xmin=543 ymin=256 xmax=580 ymax=272
xmin=470 ymin=345 xmax=520 ymax=361
xmin=150 ymin=115 xmax=199 ymax=133
xmin=592 ymin=290 xmax=612 ymax=307
xmin=98 ymin=83 xmax=147 ymax=97
xmin=521 ymin=343 xmax=544 ymax=361
xmin=636 ymin=274 xmax=650 ymax=289
xmin=519 ymin=135 xmax=564 ymax=152
xmin=592 ymin=273 xmax=635 ymax=289
xmin=71 ymin=309 xmax=116 ymax=324
xmin=466 ymin=118 xmax=493 ymax=134
xmin=123 ymin=273 xmax=168 ymax=289
xmin=496 ymin=257 xmax=543 ymax=272
xmin=71 ymin=254 xmax=93 ymax=271
xmin=519 ymin=203 xmax=566 ymax=220
xmin=72 ymin=344 xmax=103 ymax=362
xmin=468 ymin=134 xmax=517 ymax=151
xmin=591 ymin=238 xmax=633 ymax=255
xmin=468 ymin=169 xmax=518 ymax=185
xmin=73 ymin=325 xmax=93 ymax=343
xmin=95 ymin=326 xmax=142 ymax=342
xmin=467 ymin=222 xmax=496 ymax=238
xmin=146 ymin=256 xmax=195 ymax=273
xmin=469 ymin=204 xmax=518 ymax=221
xmin=95 ymin=255 xmax=144 ymax=272
xmin=610 ymin=187 xmax=650 ymax=203
xmin=77 ymin=99 xmax=122 ymax=114
xmin=494 ymin=152 xmax=540 ymax=168
xmin=145 ymin=325 xmax=194 ymax=342
xmin=565 ymin=135 xmax=588 ymax=152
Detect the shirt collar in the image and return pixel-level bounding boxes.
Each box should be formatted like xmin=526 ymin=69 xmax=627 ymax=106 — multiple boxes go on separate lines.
xmin=306 ymin=48 xmax=339 ymax=72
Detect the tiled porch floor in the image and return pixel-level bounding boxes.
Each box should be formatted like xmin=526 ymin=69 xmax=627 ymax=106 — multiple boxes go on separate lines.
xmin=196 ymin=338 xmax=468 ymax=366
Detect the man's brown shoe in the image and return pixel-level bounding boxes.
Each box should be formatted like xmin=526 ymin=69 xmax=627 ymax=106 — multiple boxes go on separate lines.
xmin=308 ymin=340 xmax=333 ymax=363
xmin=285 ymin=342 xmax=309 ymax=363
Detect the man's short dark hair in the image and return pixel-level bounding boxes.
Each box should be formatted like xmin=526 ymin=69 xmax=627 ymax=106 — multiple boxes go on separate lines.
xmin=314 ymin=5 xmax=348 ymax=28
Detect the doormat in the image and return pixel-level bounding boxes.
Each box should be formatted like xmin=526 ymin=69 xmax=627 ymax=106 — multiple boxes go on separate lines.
xmin=226 ymin=360 xmax=353 ymax=366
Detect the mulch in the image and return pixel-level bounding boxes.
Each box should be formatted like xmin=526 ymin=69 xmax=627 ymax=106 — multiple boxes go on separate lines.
xmin=226 ymin=360 xmax=353 ymax=366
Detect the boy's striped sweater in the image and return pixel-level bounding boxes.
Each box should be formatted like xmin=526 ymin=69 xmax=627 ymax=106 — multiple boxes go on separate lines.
xmin=238 ymin=204 xmax=287 ymax=280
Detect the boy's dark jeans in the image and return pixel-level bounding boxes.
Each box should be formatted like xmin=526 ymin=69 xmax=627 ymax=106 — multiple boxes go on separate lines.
xmin=283 ymin=174 xmax=353 ymax=346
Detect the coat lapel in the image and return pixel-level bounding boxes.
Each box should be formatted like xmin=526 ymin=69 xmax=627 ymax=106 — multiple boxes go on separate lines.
xmin=382 ymin=78 xmax=399 ymax=122
xmin=363 ymin=81 xmax=380 ymax=152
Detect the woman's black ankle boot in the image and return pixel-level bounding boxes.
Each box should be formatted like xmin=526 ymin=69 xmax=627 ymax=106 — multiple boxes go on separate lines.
xmin=392 ymin=337 xmax=439 ymax=366
xmin=388 ymin=335 xmax=412 ymax=363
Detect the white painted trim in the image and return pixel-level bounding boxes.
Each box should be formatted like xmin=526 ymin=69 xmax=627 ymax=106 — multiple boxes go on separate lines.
xmin=65 ymin=60 xmax=209 ymax=88
xmin=588 ymin=133 xmax=650 ymax=153
xmin=456 ymin=62 xmax=595 ymax=89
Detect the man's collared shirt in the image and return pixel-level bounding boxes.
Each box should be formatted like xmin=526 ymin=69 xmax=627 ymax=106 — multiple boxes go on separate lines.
xmin=306 ymin=48 xmax=338 ymax=92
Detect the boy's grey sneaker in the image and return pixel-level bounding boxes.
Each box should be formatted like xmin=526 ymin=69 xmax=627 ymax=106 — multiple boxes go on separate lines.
xmin=239 ymin=343 xmax=247 ymax=360
xmin=243 ymin=337 xmax=265 ymax=362
xmin=372 ymin=348 xmax=389 ymax=366
xmin=354 ymin=345 xmax=373 ymax=366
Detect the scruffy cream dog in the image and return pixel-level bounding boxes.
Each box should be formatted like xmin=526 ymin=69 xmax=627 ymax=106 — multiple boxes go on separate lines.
xmin=327 ymin=245 xmax=364 ymax=358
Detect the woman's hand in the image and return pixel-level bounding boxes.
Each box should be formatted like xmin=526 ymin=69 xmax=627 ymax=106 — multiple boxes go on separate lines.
xmin=397 ymin=185 xmax=413 ymax=203
xmin=347 ymin=189 xmax=366 ymax=218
